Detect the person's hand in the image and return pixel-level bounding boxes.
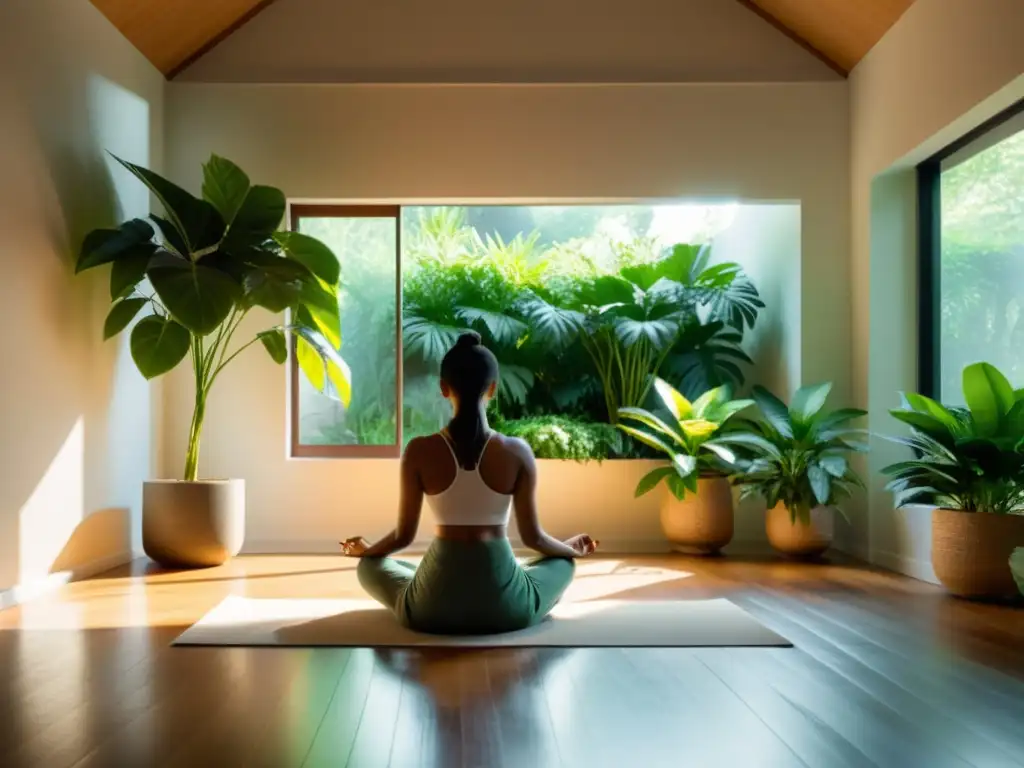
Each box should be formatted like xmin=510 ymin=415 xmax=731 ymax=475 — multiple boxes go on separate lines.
xmin=340 ymin=537 xmax=370 ymax=557
xmin=565 ymin=534 xmax=599 ymax=557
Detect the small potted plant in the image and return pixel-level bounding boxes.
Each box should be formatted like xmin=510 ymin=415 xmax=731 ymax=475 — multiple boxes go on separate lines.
xmin=883 ymin=362 xmax=1024 ymax=599
xmin=617 ymin=378 xmax=753 ymax=554
xmin=723 ymin=382 xmax=867 ymax=558
xmin=76 ymin=154 xmax=350 ymax=568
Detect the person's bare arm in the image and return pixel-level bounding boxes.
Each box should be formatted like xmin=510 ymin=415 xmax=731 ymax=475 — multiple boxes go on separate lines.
xmin=341 ymin=438 xmax=424 ymax=557
xmin=511 ymin=439 xmax=597 ymax=558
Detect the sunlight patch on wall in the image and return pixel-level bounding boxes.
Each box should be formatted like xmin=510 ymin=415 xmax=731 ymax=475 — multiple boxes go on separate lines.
xmin=19 ymin=417 xmax=84 ymax=583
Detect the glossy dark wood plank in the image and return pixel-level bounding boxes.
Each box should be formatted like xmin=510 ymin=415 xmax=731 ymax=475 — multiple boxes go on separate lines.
xmin=0 ymin=554 xmax=1020 ymax=768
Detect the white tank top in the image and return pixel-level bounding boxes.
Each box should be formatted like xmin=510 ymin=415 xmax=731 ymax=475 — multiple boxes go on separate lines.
xmin=425 ymin=433 xmax=512 ymax=526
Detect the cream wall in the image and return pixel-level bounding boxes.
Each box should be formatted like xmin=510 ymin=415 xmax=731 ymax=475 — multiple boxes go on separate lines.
xmin=179 ymin=0 xmax=837 ymax=83
xmin=0 ymin=0 xmax=163 ymax=603
xmin=163 ymin=82 xmax=848 ymax=552
xmin=850 ymin=0 xmax=1024 ymax=577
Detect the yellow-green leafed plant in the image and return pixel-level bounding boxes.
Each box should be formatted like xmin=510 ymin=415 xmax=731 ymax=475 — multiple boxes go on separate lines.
xmin=617 ymin=378 xmax=753 ymax=500
xmin=75 ymin=154 xmax=351 ymax=481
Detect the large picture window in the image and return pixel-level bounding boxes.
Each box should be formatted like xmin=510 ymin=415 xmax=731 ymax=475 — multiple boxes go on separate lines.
xmin=290 ymin=202 xmax=787 ymax=458
xmin=919 ymin=100 xmax=1024 ymax=401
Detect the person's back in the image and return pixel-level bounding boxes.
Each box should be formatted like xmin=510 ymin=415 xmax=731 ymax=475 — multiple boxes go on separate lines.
xmin=340 ymin=332 xmax=597 ymax=635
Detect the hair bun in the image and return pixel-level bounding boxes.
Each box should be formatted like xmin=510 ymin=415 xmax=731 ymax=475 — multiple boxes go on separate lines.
xmin=455 ymin=331 xmax=482 ymax=349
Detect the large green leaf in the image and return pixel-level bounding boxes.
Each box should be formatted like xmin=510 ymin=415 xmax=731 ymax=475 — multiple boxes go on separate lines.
xmin=613 ymin=313 xmax=680 ymax=349
xmin=890 ymin=410 xmax=954 ymax=442
xmin=791 ymin=382 xmax=832 ymax=425
xmin=403 ymin=315 xmax=465 ymax=363
xmin=619 ymin=262 xmax=662 ymax=291
xmin=617 ymin=424 xmax=674 ymax=456
xmin=1005 ymin=400 xmax=1024 ymax=435
xmin=635 ymin=466 xmax=675 ymax=498
xmin=808 ymin=463 xmax=831 ymax=505
xmin=77 ymin=219 xmax=154 ymax=273
xmin=149 ymin=262 xmax=240 ymax=335
xmin=904 ymin=393 xmax=962 ymax=432
xmin=273 ymin=231 xmax=340 ymax=286
xmin=103 ymin=297 xmax=147 ymax=340
xmin=654 ymin=378 xmax=693 ymax=421
xmin=819 ymin=454 xmax=848 ymax=478
xmin=710 ymin=432 xmax=784 ymax=461
xmin=618 ymin=407 xmax=686 ymax=447
xmin=222 ymin=185 xmax=286 ymax=252
xmin=656 ymin=244 xmax=708 ymax=284
xmin=113 ymin=155 xmax=224 ymax=254
xmin=578 ymin=275 xmax=636 ymax=308
xmin=241 ymin=258 xmax=311 ymax=312
xmin=291 ymin=325 xmax=352 ymax=407
xmin=812 ymin=408 xmax=868 ymax=440
xmin=202 ymin=155 xmax=251 ymax=225
xmin=151 ymin=215 xmax=190 ymax=257
xmin=671 ymin=453 xmax=698 ymax=479
xmin=109 ymin=245 xmax=157 ymax=300
xmin=456 ymin=306 xmax=527 ymax=345
xmin=298 ymin=279 xmax=342 ymax=349
xmin=752 ymin=386 xmax=794 ymax=439
xmin=963 ymin=362 xmax=1015 ymax=436
xmin=257 ymin=328 xmax=287 ymax=364
xmin=497 ymin=364 xmax=535 ymax=405
xmin=130 ymin=315 xmax=191 ymax=379
xmin=704 ymin=276 xmax=763 ymax=331
xmin=521 ymin=299 xmax=584 ymax=348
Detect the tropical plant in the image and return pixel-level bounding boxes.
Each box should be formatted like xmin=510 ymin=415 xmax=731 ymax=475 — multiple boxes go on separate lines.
xmin=882 ymin=362 xmax=1024 ymax=514
xmin=724 ymin=383 xmax=867 ymax=525
xmin=75 ymin=154 xmax=349 ymax=481
xmin=617 ymin=378 xmax=753 ymax=500
xmin=498 ymin=415 xmax=624 ymax=461
xmin=524 ymin=244 xmax=762 ymax=422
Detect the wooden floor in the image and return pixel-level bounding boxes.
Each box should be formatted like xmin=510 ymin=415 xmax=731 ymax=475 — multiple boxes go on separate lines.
xmin=0 ymin=554 xmax=1022 ymax=768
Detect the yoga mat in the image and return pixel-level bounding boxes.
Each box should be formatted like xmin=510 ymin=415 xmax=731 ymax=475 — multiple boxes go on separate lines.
xmin=173 ymin=596 xmax=791 ymax=648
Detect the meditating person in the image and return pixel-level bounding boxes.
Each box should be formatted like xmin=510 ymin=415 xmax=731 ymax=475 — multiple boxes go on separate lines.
xmin=340 ymin=332 xmax=598 ymax=635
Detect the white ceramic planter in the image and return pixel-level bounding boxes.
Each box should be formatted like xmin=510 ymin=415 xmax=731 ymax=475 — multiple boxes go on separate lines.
xmin=143 ymin=479 xmax=245 ymax=568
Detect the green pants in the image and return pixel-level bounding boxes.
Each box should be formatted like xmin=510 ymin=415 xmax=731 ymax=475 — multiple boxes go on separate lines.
xmin=356 ymin=538 xmax=575 ymax=635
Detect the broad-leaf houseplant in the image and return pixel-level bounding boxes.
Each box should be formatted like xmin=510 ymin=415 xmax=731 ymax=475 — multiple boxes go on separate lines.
xmin=725 ymin=382 xmax=867 ymax=558
xmin=76 ymin=154 xmax=350 ymax=567
xmin=617 ymin=378 xmax=752 ymax=554
xmin=882 ymin=362 xmax=1024 ymax=599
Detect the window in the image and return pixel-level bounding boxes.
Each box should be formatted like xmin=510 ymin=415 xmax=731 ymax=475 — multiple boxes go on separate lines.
xmin=289 ymin=202 xmax=785 ymax=458
xmin=290 ymin=205 xmax=401 ymax=458
xmin=919 ymin=100 xmax=1024 ymax=401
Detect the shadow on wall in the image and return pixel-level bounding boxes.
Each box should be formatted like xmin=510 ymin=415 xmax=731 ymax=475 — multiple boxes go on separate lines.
xmin=0 ymin=1 xmax=156 ymax=596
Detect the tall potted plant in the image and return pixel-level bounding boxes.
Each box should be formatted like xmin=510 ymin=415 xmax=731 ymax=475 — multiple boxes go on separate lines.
xmin=882 ymin=362 xmax=1024 ymax=599
xmin=723 ymin=383 xmax=867 ymax=558
xmin=76 ymin=154 xmax=350 ymax=568
xmin=617 ymin=379 xmax=752 ymax=554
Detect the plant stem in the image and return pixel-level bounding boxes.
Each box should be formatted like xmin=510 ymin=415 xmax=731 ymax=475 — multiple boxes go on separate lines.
xmin=185 ymin=334 xmax=206 ymax=481
xmin=183 ymin=389 xmax=206 ymax=482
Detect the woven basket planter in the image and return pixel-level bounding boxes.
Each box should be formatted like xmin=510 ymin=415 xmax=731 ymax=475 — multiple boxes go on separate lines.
xmin=932 ymin=508 xmax=1024 ymax=600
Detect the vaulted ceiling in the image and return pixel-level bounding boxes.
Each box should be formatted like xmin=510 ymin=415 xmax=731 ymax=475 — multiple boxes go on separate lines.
xmin=90 ymin=0 xmax=915 ymax=80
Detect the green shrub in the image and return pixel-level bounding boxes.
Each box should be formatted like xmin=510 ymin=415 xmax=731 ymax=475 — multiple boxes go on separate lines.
xmin=498 ymin=416 xmax=625 ymax=461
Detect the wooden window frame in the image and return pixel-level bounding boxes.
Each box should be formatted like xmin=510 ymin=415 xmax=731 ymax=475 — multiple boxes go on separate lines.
xmin=288 ymin=204 xmax=403 ymax=459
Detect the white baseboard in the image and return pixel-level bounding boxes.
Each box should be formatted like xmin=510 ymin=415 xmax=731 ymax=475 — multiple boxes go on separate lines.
xmin=870 ymin=549 xmax=939 ymax=585
xmin=0 ymin=551 xmax=132 ymax=611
